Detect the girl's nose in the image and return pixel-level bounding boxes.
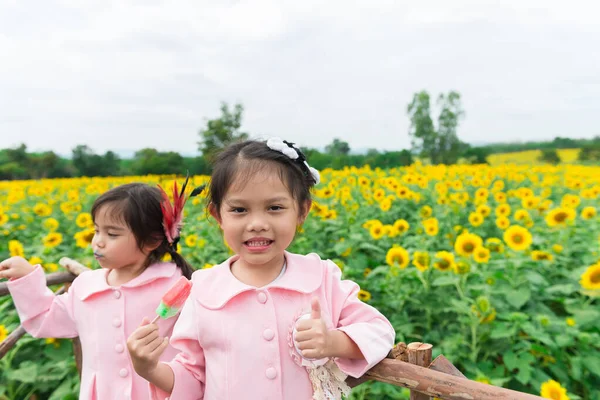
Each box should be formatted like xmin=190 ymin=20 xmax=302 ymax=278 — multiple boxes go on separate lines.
xmin=247 ymin=216 xmax=269 ymax=232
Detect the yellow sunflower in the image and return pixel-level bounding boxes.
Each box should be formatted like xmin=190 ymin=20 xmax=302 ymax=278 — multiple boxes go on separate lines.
xmin=386 ymin=246 xmax=410 ymax=269
xmin=9 ymin=240 xmax=25 ymax=257
xmin=43 ymin=232 xmax=63 ymax=248
xmin=358 ymin=290 xmax=372 ymax=302
xmin=369 ymin=224 xmax=385 ymax=240
xmin=454 ymin=232 xmax=483 ymax=257
xmin=540 ymin=379 xmax=570 ymax=400
xmin=185 ymin=234 xmax=198 ymax=247
xmin=503 ymin=225 xmax=532 ymax=251
xmin=420 ymin=205 xmax=433 ymax=218
xmin=473 ymin=246 xmax=490 ymax=263
xmin=412 ymin=251 xmax=430 ymax=272
xmin=469 ymin=212 xmax=484 ymax=227
xmin=0 ymin=324 xmax=8 ymax=342
xmin=74 ymin=228 xmax=95 ymax=248
xmin=532 ymin=250 xmax=554 ymax=262
xmin=454 ymin=260 xmax=471 ymax=274
xmin=423 ymin=218 xmax=439 ymax=236
xmin=43 ymin=218 xmax=60 ymax=231
xmin=514 ymin=209 xmax=530 ymax=222
xmin=496 ymin=216 xmax=510 ymax=230
xmin=433 ymin=251 xmax=456 ymax=272
xmin=494 ymin=191 xmax=507 ymax=203
xmin=485 ymin=238 xmax=505 ymax=253
xmin=476 ymin=204 xmax=491 ymax=217
xmin=379 ymin=198 xmax=392 ymax=212
xmin=579 ymin=263 xmax=600 ymax=291
xmin=495 ymin=204 xmax=511 ymax=217
xmin=393 ymin=219 xmax=410 ymax=235
xmin=581 ymin=206 xmax=596 ymax=220
xmin=33 ymin=203 xmax=52 ymax=217
xmin=76 ymin=212 xmax=93 ymax=228
xmin=545 ymin=207 xmax=576 ymax=227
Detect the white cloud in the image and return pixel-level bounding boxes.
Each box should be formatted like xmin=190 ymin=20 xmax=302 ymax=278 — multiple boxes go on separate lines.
xmin=0 ymin=0 xmax=599 ymax=155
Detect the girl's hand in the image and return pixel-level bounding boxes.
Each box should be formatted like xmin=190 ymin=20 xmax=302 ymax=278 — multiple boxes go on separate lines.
xmin=0 ymin=257 xmax=36 ymax=280
xmin=294 ymin=297 xmax=334 ymax=359
xmin=127 ymin=317 xmax=170 ymax=380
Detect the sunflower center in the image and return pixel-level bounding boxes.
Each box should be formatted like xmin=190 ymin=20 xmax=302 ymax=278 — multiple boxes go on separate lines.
xmin=549 ymin=388 xmax=561 ymax=400
xmin=392 ymin=255 xmax=404 ymax=265
xmin=463 ymin=243 xmax=475 ymax=252
xmin=555 ymin=212 xmax=567 ymax=222
xmin=512 ymin=234 xmax=523 ymax=244
xmin=591 ymin=270 xmax=600 ymax=284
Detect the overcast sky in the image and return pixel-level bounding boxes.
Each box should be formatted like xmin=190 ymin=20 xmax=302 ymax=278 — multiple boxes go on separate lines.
xmin=1 ymin=0 xmax=599 ymax=156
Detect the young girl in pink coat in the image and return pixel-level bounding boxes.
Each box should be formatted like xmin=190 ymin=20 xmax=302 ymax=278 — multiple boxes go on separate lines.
xmin=128 ymin=138 xmax=396 ymax=400
xmin=0 ymin=181 xmax=200 ymax=400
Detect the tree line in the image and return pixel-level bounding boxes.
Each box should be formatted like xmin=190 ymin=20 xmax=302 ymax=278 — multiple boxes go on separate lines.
xmin=2 ymin=95 xmax=599 ymax=180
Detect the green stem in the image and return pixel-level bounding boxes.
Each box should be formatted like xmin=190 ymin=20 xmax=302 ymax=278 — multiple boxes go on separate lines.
xmin=470 ymin=323 xmax=479 ymax=362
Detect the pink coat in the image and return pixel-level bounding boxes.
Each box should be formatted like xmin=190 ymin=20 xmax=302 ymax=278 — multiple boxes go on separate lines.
xmin=151 ymin=251 xmax=395 ymax=400
xmin=7 ymin=263 xmax=183 ymax=400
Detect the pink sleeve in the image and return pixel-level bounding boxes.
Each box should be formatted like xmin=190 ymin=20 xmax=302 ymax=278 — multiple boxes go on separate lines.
xmin=6 ymin=266 xmax=78 ymax=338
xmin=149 ymin=294 xmax=205 ymax=400
xmin=324 ymin=260 xmax=395 ymax=378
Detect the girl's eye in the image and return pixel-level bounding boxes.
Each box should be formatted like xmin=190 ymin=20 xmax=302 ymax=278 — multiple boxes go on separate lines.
xmin=231 ymin=207 xmax=246 ymax=213
xmin=108 ymin=233 xmax=119 ymax=237
xmin=270 ymin=205 xmax=283 ymax=211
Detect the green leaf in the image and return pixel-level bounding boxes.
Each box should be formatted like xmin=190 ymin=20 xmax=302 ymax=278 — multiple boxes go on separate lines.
xmin=555 ymin=335 xmax=574 ymax=348
xmin=545 ymin=284 xmax=577 ymax=295
xmin=357 ymin=242 xmax=386 ymax=254
xmin=570 ymin=357 xmax=583 ymax=380
xmin=583 ymin=355 xmax=600 ymax=377
xmin=5 ymin=361 xmax=38 ymax=383
xmin=526 ymin=271 xmax=548 ymax=285
xmin=572 ymin=309 xmax=600 ymax=326
xmin=490 ymin=323 xmax=517 ymax=339
xmin=516 ymin=364 xmax=532 ymax=384
xmin=503 ymin=351 xmax=518 ymax=370
xmin=432 ymin=275 xmax=458 ymax=287
xmin=504 ymin=288 xmax=530 ymax=309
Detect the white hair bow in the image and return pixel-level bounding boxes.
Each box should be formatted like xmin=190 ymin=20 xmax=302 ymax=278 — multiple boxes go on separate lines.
xmin=266 ymin=137 xmax=320 ymax=185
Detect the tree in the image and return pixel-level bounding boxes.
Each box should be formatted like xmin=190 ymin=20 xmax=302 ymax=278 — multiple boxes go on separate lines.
xmin=407 ymin=90 xmax=465 ymax=164
xmin=72 ymin=145 xmax=121 ymax=176
xmin=325 ymin=138 xmax=350 ymax=156
xmin=198 ymin=102 xmax=248 ymax=161
xmin=462 ymin=145 xmax=490 ymax=164
xmin=131 ymin=148 xmax=185 ymax=175
xmin=539 ymin=149 xmax=561 ymax=164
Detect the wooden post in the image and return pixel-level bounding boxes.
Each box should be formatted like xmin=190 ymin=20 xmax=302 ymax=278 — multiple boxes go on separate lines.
xmin=408 ymin=342 xmax=433 ymax=400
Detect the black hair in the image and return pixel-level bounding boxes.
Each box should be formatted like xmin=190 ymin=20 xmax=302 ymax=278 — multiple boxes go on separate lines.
xmin=91 ymin=183 xmax=194 ymax=279
xmin=207 ymin=140 xmax=317 ymax=218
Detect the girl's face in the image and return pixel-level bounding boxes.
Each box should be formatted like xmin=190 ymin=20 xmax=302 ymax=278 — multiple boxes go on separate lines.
xmin=92 ymin=205 xmax=151 ymax=273
xmin=211 ymin=168 xmax=310 ymax=272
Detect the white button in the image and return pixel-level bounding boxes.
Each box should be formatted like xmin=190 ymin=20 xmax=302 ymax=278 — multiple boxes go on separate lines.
xmin=263 ymin=329 xmax=274 ymax=341
xmin=119 ymin=368 xmax=128 ymax=377
xmin=257 ymin=292 xmax=267 ymax=304
xmin=113 ymin=318 xmax=122 ymax=327
xmin=265 ymin=367 xmax=277 ymax=379
xmin=113 ymin=290 xmax=121 ymax=299
xmin=115 ymin=344 xmax=124 ymax=353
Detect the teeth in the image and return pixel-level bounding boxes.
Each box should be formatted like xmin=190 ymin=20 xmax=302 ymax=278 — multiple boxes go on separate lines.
xmin=247 ymin=240 xmax=270 ymax=247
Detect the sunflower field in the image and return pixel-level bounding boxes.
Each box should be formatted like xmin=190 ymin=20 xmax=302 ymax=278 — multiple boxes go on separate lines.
xmin=1 ymin=162 xmax=599 ymax=400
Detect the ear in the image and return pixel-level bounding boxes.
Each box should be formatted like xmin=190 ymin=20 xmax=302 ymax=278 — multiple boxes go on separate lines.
xmin=209 ymin=203 xmax=223 ymax=226
xmin=297 ymin=200 xmax=312 ymax=225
